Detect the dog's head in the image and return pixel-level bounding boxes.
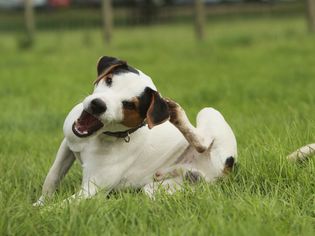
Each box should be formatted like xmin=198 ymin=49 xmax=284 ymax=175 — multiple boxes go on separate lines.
xmin=72 ymin=56 xmax=170 ymax=138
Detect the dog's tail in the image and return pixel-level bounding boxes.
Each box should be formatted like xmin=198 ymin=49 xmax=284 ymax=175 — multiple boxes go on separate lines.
xmin=287 ymin=143 xmax=315 ymax=161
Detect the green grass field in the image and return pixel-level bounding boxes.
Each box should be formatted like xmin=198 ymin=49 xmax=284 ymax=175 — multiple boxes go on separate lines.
xmin=0 ymin=14 xmax=314 ymax=235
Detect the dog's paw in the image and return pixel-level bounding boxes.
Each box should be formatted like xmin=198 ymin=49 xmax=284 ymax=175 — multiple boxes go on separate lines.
xmin=164 ymin=98 xmax=179 ymax=109
xmin=153 ymin=171 xmax=163 ymax=182
xmin=33 ymin=196 xmax=45 ymax=207
xmin=153 ymin=168 xmax=183 ymax=182
xmin=33 ymin=201 xmax=44 ymax=207
xmin=164 ymin=98 xmax=185 ymax=124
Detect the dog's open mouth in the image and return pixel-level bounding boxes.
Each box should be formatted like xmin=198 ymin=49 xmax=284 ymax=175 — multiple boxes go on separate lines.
xmin=72 ymin=110 xmax=104 ymax=137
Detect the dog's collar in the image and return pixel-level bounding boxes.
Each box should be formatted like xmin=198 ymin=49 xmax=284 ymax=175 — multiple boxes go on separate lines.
xmin=103 ymin=122 xmax=146 ymax=143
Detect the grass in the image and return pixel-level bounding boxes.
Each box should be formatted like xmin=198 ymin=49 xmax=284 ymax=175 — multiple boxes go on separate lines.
xmin=0 ymin=14 xmax=314 ymax=235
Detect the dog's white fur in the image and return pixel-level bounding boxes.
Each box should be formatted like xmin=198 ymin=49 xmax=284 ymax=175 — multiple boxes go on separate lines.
xmin=34 ymin=64 xmax=237 ymax=206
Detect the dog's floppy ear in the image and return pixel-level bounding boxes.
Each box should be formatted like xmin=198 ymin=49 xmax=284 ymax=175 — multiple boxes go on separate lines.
xmin=96 ymin=56 xmax=127 ymax=76
xmin=144 ymin=88 xmax=170 ymax=129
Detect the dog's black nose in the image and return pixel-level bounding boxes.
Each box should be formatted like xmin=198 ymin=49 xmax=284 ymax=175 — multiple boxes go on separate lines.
xmin=89 ymin=98 xmax=107 ymax=115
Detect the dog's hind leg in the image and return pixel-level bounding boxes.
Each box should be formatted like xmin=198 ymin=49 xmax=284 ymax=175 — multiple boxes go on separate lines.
xmin=154 ymin=145 xmax=203 ymax=182
xmin=165 ymin=98 xmax=237 ymax=181
xmin=33 ymin=138 xmax=75 ymax=206
xmin=287 ymin=143 xmax=315 ymax=161
xmin=145 ymin=167 xmax=205 ymax=199
xmin=165 ymin=99 xmax=214 ymax=153
xmin=154 ymin=164 xmax=204 ymax=183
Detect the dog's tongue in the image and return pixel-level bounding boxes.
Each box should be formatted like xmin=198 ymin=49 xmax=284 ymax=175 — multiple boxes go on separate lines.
xmin=72 ymin=110 xmax=104 ymax=137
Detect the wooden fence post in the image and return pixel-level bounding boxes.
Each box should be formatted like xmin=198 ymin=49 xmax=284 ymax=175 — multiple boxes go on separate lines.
xmin=194 ymin=0 xmax=205 ymax=41
xmin=25 ymin=0 xmax=35 ymax=44
xmin=101 ymin=0 xmax=113 ymax=44
xmin=306 ymin=0 xmax=315 ymax=32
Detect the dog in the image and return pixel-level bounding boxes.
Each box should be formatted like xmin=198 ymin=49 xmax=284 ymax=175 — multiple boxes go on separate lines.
xmin=33 ymin=56 xmax=237 ymax=206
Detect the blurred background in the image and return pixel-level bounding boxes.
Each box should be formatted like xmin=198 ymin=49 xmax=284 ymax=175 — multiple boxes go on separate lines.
xmin=0 ymin=0 xmax=314 ymax=140
xmin=1 ymin=0 xmax=315 ymax=142
xmin=0 ymin=0 xmax=313 ymax=48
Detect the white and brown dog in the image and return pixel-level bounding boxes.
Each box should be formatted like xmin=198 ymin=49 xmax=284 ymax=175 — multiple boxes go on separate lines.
xmin=33 ymin=56 xmax=237 ymax=206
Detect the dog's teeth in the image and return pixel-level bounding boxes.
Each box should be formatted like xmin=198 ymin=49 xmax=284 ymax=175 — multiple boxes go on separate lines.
xmin=74 ymin=126 xmax=86 ymax=135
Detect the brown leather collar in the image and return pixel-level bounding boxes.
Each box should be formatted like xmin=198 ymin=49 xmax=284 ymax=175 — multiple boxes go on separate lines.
xmin=103 ymin=122 xmax=146 ymax=143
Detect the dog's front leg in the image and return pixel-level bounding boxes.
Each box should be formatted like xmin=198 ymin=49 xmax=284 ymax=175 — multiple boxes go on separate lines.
xmin=165 ymin=99 xmax=213 ymax=153
xmin=62 ymin=180 xmax=108 ymax=205
xmin=33 ymin=138 xmax=75 ymax=206
xmin=62 ymin=189 xmax=95 ymax=205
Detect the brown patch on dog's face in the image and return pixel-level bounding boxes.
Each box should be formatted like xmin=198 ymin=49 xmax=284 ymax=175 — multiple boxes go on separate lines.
xmin=121 ymin=98 xmax=144 ymax=128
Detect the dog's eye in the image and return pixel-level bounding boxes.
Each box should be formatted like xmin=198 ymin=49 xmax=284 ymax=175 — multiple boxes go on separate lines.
xmin=122 ymin=101 xmax=136 ymax=110
xmin=105 ymin=77 xmax=112 ymax=86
